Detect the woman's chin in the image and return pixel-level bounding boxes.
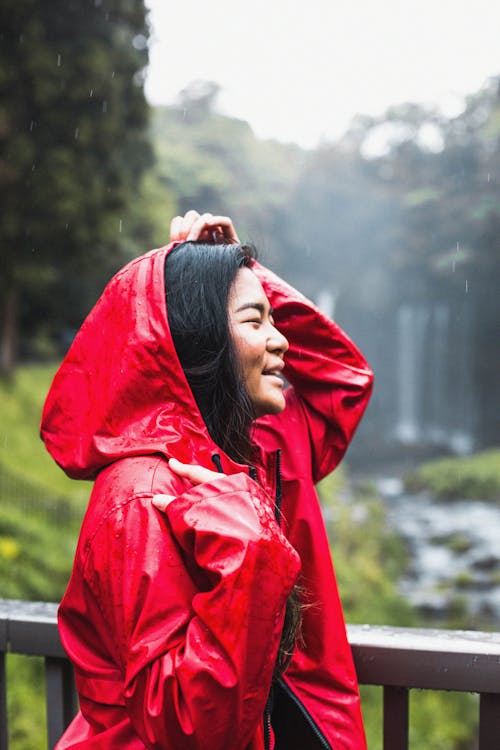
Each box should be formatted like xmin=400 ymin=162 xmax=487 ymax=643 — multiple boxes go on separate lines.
xmin=253 ymin=393 xmax=286 ymax=418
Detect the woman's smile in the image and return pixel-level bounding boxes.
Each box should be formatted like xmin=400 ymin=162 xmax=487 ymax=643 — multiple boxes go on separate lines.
xmin=228 ymin=267 xmax=289 ymax=418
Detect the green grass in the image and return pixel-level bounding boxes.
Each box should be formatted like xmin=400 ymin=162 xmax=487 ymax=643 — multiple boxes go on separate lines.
xmin=404 ymin=448 xmax=500 ymax=501
xmin=0 ymin=363 xmax=87 ymax=749
xmin=0 ymin=363 xmax=87 ymax=602
xmin=0 ymin=363 xmax=88 ymax=501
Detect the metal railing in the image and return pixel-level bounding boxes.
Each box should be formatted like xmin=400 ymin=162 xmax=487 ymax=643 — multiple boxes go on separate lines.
xmin=1 ymin=599 xmax=499 ymax=749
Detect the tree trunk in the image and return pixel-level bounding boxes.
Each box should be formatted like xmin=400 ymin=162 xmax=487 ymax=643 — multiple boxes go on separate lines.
xmin=0 ymin=286 xmax=18 ymax=378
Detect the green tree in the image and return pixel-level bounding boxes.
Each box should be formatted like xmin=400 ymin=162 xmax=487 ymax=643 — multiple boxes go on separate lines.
xmin=0 ymin=0 xmax=152 ymax=375
xmin=151 ymin=81 xmax=304 ymax=268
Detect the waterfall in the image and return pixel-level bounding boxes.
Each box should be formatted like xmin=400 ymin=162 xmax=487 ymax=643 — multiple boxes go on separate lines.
xmin=395 ymin=302 xmax=474 ymax=452
xmin=395 ymin=305 xmax=428 ymax=443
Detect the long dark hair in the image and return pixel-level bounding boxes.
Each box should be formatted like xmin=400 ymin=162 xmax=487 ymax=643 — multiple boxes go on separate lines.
xmin=164 ymin=240 xmax=302 ymax=677
xmin=165 ymin=241 xmax=256 ymax=463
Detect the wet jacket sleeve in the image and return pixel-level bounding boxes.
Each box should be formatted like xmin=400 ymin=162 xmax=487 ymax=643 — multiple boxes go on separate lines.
xmin=253 ymin=262 xmax=374 ymax=483
xmin=83 ymin=473 xmax=300 ymax=750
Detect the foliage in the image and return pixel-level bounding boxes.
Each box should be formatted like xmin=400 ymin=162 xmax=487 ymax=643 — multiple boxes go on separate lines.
xmin=151 ymin=81 xmax=305 ymax=268
xmin=404 ymin=448 xmax=500 ymax=501
xmin=283 ymin=78 xmax=500 ymax=450
xmin=0 ymin=0 xmax=154 ymax=373
xmin=318 ymin=469 xmax=477 ymax=750
xmin=0 ymin=363 xmax=87 ymax=499
xmin=0 ymin=364 xmax=83 ymax=749
xmin=0 ymin=364 xmax=85 ymax=603
xmin=6 ymin=656 xmax=47 ymax=750
xmin=318 ymin=472 xmax=414 ymax=625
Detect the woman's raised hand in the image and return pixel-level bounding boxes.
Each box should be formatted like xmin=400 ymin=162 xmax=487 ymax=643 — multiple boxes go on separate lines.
xmin=169 ymin=211 xmax=240 ymax=244
xmin=152 ymin=458 xmax=226 ymax=512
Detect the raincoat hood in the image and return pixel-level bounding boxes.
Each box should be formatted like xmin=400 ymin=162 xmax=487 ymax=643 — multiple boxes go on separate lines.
xmin=41 ymin=243 xmax=224 ymax=480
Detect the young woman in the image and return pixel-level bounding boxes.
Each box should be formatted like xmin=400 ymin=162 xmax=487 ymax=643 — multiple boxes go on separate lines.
xmin=41 ymin=211 xmax=373 ymax=750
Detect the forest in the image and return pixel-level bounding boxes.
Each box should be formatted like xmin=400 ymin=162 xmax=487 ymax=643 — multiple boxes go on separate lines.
xmin=1 ymin=1 xmax=499 ymax=748
xmin=2 ymin=5 xmax=499 ymax=456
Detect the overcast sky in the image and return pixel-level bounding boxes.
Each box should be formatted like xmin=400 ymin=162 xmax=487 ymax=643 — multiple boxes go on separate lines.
xmin=144 ymin=0 xmax=500 ymax=148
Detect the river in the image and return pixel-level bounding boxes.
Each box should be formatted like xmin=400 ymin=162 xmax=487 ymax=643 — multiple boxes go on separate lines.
xmin=374 ymin=476 xmax=500 ymax=626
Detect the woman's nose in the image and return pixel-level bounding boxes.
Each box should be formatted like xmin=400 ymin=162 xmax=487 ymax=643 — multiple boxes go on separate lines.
xmin=268 ymin=324 xmax=289 ymax=354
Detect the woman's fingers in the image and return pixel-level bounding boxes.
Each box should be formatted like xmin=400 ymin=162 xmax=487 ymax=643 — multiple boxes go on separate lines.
xmin=152 ymin=459 xmax=226 ymax=513
xmin=169 ymin=215 xmax=184 ymax=242
xmin=168 ymin=457 xmax=225 ymax=485
xmin=187 ymin=214 xmax=240 ymax=243
xmin=152 ymin=494 xmax=176 ymax=512
xmin=169 ymin=211 xmax=240 ymax=244
xmin=169 ymin=210 xmax=201 ymax=242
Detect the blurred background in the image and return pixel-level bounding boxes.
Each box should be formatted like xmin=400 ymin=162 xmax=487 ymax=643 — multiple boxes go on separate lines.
xmin=1 ymin=1 xmax=499 ymax=747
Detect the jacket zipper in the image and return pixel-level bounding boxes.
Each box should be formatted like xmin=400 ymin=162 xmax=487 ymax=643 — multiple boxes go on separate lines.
xmin=263 ymin=686 xmax=273 ymax=750
xmin=274 ymin=449 xmax=282 ymax=525
xmin=211 ymin=453 xmax=224 ymax=473
xmin=278 ymin=678 xmax=332 ymax=749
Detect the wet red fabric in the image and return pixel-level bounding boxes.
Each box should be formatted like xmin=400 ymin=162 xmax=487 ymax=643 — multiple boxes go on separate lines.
xmin=41 ymin=244 xmax=373 ymax=749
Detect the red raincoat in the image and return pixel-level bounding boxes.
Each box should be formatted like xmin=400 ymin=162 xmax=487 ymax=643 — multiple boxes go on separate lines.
xmin=41 ymin=244 xmax=373 ymax=749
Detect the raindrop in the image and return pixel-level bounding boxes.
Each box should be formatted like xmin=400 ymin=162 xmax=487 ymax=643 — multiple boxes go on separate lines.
xmin=487 ymin=173 xmax=491 ymax=182
xmin=132 ymin=70 xmax=145 ymax=86
xmin=31 ymin=162 xmax=36 ymax=172
xmin=29 ymin=120 xmax=34 ymax=132
xmin=65 ymin=223 xmax=70 ymax=230
xmin=19 ymin=34 xmax=24 ymax=44
xmin=465 ymin=280 xmax=469 ymax=294
xmin=57 ymin=54 xmax=62 ymax=67
xmin=133 ymin=34 xmax=148 ymax=51
xmin=119 ymin=219 xmax=123 ymax=233
xmin=89 ymin=88 xmax=94 ymax=97
xmin=102 ymin=100 xmax=108 ymax=113
xmin=111 ymin=71 xmax=115 ymax=79
xmin=74 ymin=127 xmax=79 ymax=140
xmin=31 ymin=247 xmax=35 ymax=253
xmin=452 ymin=259 xmax=456 ymax=273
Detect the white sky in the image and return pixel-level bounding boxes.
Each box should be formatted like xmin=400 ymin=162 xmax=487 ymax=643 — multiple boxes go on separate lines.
xmin=144 ymin=0 xmax=500 ymax=148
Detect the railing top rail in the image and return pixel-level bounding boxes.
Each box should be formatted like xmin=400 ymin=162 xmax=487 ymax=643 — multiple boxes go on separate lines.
xmin=347 ymin=624 xmax=500 ymax=694
xmin=1 ymin=600 xmax=499 ymax=693
xmin=0 ymin=599 xmax=62 ymax=658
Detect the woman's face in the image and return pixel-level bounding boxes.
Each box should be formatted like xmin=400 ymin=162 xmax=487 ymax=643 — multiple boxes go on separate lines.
xmin=228 ymin=267 xmax=289 ymax=418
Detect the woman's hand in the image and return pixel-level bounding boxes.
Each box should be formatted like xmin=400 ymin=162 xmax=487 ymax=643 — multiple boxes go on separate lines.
xmin=152 ymin=458 xmax=226 ymax=512
xmin=169 ymin=211 xmax=240 ymax=244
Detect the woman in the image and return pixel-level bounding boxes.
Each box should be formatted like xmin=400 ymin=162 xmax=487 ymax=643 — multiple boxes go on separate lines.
xmin=41 ymin=211 xmax=373 ymax=750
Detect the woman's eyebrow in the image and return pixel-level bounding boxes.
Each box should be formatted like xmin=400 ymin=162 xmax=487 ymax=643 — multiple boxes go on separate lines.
xmin=235 ymin=302 xmax=266 ymax=314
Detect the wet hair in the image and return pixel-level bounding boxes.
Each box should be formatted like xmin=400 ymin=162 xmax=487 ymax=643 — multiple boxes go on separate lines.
xmin=164 ymin=240 xmax=302 ymax=678
xmin=165 ymin=241 xmax=256 ymax=464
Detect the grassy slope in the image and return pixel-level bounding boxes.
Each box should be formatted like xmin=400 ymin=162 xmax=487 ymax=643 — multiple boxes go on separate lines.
xmin=404 ymin=448 xmax=500 ymax=501
xmin=0 ymin=364 xmax=88 ymax=749
xmin=0 ymin=363 xmax=88 ymax=500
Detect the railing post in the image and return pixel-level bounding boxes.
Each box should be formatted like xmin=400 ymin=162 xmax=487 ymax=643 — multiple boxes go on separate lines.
xmin=383 ymin=686 xmax=409 ymax=750
xmin=45 ymin=656 xmax=78 ymax=750
xmin=479 ymin=693 xmax=500 ymax=750
xmin=0 ymin=652 xmax=7 ymax=750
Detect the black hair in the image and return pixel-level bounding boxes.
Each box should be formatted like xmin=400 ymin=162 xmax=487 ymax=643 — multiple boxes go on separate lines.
xmin=165 ymin=240 xmax=302 ymax=677
xmin=165 ymin=241 xmax=257 ymax=464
